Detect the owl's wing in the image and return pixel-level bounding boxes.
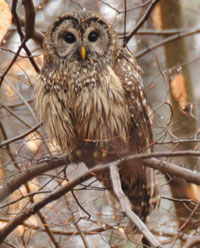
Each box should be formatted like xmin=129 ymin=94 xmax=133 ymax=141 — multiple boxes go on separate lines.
xmin=112 ymin=48 xmax=159 ymax=221
xmin=113 ymin=48 xmax=153 ymax=152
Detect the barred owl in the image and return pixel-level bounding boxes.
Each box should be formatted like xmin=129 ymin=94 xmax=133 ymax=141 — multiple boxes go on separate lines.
xmin=35 ymin=11 xmax=159 ymax=237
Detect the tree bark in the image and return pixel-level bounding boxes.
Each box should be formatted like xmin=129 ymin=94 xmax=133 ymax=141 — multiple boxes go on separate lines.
xmin=160 ymin=0 xmax=197 ymax=239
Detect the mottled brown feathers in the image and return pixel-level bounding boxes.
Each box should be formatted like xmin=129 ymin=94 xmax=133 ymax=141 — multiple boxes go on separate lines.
xmin=35 ymin=11 xmax=159 ymax=232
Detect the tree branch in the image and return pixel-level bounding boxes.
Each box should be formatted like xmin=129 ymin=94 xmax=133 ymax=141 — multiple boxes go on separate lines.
xmin=110 ymin=163 xmax=162 ymax=247
xmin=1 ymin=153 xmax=200 ymax=244
xmin=0 ymin=155 xmax=68 ymax=202
xmin=136 ymin=27 xmax=200 ymax=58
xmin=0 ymin=122 xmax=42 ymax=148
xmin=0 ymin=162 xmax=111 ymax=243
xmin=123 ymin=0 xmax=160 ymax=46
xmin=2 ymin=149 xmax=200 ymax=203
xmin=143 ymin=158 xmax=200 ymax=185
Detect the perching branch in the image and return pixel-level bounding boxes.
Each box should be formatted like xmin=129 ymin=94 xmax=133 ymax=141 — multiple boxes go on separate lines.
xmin=2 ymin=149 xmax=200 ymax=203
xmin=1 ymin=151 xmax=200 ymax=243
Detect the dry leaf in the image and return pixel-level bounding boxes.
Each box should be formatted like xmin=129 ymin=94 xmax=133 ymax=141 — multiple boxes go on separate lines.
xmin=186 ymin=184 xmax=200 ymax=201
xmin=0 ymin=0 xmax=12 ymax=42
xmin=152 ymin=4 xmax=162 ymax=30
xmin=25 ymin=132 xmax=42 ymax=153
xmin=170 ymin=73 xmax=188 ymax=109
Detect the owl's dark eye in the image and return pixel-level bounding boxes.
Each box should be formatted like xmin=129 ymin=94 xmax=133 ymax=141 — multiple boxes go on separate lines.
xmin=88 ymin=31 xmax=99 ymax=42
xmin=63 ymin=32 xmax=76 ymax=43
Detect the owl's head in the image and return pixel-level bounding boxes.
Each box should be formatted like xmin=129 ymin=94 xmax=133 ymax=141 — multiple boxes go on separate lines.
xmin=43 ymin=11 xmax=118 ymax=65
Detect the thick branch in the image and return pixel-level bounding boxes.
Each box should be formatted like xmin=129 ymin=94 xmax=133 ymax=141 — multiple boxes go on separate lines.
xmin=22 ymin=0 xmax=36 ymax=39
xmin=143 ymin=159 xmax=200 ymax=185
xmin=0 ymin=155 xmax=68 ymax=202
xmin=1 ymin=155 xmax=200 ymax=243
xmin=184 ymin=237 xmax=200 ymax=248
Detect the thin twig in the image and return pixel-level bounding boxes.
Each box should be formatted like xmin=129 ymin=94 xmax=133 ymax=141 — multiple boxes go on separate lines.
xmin=0 ymin=38 xmax=28 ymax=86
xmin=155 ymin=137 xmax=200 ymax=145
xmin=136 ymin=27 xmax=200 ymax=58
xmin=123 ymin=0 xmax=127 ymax=46
xmin=5 ymin=79 xmax=37 ymax=121
xmin=71 ymin=190 xmax=91 ymax=219
xmin=124 ymin=0 xmax=160 ymax=46
xmin=0 ymin=162 xmax=111 ymax=243
xmin=0 ymin=216 xmax=113 ymax=236
xmin=0 ymin=154 xmax=68 ymax=202
xmin=0 ymin=122 xmax=42 ymax=147
xmin=172 ymin=202 xmax=200 ymax=247
xmin=99 ymin=0 xmax=153 ymax=14
xmin=0 ymin=101 xmax=32 ymax=128
xmin=38 ymin=211 xmax=60 ymax=247
xmin=0 ymin=191 xmax=51 ymax=209
xmin=118 ymin=28 xmax=187 ymax=37
xmin=65 ymin=195 xmax=89 ymax=248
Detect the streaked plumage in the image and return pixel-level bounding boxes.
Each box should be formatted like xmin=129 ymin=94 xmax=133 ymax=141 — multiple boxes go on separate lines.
xmin=35 ymin=11 xmax=159 ymax=237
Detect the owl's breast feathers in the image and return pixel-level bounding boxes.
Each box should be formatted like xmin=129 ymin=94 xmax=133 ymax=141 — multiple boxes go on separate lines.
xmin=38 ymin=50 xmax=142 ymax=153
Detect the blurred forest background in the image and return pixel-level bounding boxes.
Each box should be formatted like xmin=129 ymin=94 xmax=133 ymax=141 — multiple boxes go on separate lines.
xmin=1 ymin=0 xmax=200 ymax=247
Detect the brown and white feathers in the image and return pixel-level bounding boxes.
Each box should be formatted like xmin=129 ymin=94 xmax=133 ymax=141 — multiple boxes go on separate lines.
xmin=35 ymin=11 xmax=159 ymax=233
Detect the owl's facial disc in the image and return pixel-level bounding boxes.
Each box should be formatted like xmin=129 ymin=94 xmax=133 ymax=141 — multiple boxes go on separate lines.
xmin=79 ymin=15 xmax=117 ymax=61
xmin=56 ymin=27 xmax=80 ymax=59
xmin=47 ymin=12 xmax=117 ymax=63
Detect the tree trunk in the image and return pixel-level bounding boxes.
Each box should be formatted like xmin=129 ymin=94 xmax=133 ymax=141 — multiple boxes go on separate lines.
xmin=160 ymin=0 xmax=197 ymax=239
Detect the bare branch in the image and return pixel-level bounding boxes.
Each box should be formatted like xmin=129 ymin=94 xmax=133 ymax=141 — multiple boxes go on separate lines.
xmin=0 ymin=155 xmax=68 ymax=202
xmin=2 ymin=149 xmax=200 ymax=203
xmin=143 ymin=158 xmax=200 ymax=185
xmin=0 ymin=122 xmax=42 ymax=148
xmin=99 ymin=0 xmax=153 ymax=14
xmin=123 ymin=0 xmax=160 ymax=46
xmin=0 ymin=162 xmax=110 ymax=243
xmin=0 ymin=191 xmax=51 ymax=209
xmin=184 ymin=237 xmax=200 ymax=248
xmin=1 ymin=153 xmax=200 ymax=244
xmin=8 ymin=0 xmax=40 ymax=76
xmin=0 ymin=101 xmax=33 ymax=127
xmin=0 ymin=38 xmax=28 ymax=86
xmin=136 ymin=27 xmax=200 ymax=58
xmin=109 ymin=163 xmax=162 ymax=247
xmin=172 ymin=202 xmax=199 ymax=246
xmin=22 ymin=0 xmax=36 ymax=39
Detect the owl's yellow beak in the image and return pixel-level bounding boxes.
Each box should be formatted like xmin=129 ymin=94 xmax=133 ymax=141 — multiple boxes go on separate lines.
xmin=81 ymin=46 xmax=86 ymax=60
